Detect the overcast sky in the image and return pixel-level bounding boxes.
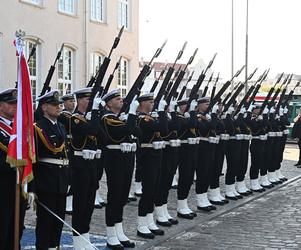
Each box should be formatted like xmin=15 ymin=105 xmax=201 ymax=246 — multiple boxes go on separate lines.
xmin=139 ymin=0 xmax=301 ymax=81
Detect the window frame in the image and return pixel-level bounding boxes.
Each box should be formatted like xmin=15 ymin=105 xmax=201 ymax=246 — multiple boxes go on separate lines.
xmin=118 ymin=0 xmax=131 ymax=30
xmin=90 ymin=52 xmax=104 ymax=77
xmin=58 ymin=0 xmax=76 ymax=16
xmin=90 ymin=0 xmax=106 ymax=23
xmin=20 ymin=0 xmax=43 ymax=7
xmin=58 ymin=47 xmax=74 ymax=96
xmin=117 ymin=57 xmax=129 ymax=97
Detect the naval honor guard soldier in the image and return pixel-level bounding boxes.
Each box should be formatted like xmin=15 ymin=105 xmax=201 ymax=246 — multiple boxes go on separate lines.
xmin=101 ymin=89 xmax=139 ymax=249
xmin=0 ymin=88 xmax=28 ymax=250
xmin=32 ymin=90 xmax=69 ymax=250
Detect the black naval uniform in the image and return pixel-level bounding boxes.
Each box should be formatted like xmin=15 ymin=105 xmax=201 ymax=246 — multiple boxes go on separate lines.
xmin=33 ymin=116 xmax=69 ymax=249
xmin=0 ymin=117 xmax=26 ymax=250
xmin=101 ymin=111 xmax=137 ymax=226
xmin=69 ymin=109 xmax=100 ymax=235
xmin=177 ymin=111 xmax=198 ymax=202
xmin=136 ymin=111 xmax=168 ymax=217
xmin=277 ymin=111 xmax=290 ymax=174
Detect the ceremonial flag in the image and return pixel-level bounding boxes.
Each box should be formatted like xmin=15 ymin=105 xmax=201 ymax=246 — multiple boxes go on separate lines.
xmin=6 ymin=34 xmax=36 ymax=183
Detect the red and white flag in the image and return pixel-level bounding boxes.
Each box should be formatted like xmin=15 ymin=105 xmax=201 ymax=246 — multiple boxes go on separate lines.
xmin=6 ymin=35 xmax=36 ymax=183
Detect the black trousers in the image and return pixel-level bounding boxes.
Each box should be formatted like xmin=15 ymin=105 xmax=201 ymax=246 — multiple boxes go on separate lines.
xmin=72 ymin=159 xmax=98 ymax=235
xmin=249 ymin=139 xmax=265 ymax=179
xmin=272 ymin=137 xmax=282 ymax=172
xmin=236 ymin=140 xmax=250 ymax=182
xmin=225 ymin=140 xmax=241 ymax=185
xmin=210 ymin=141 xmax=225 ymax=189
xmin=135 ymin=151 xmax=142 ymax=182
xmin=35 ymin=191 xmax=66 ymax=249
xmin=104 ymin=149 xmax=135 ymax=226
xmin=263 ymin=137 xmax=275 ymax=174
xmin=196 ymin=141 xmax=215 ymax=194
xmin=178 ymin=144 xmax=197 ymax=200
xmin=279 ymin=134 xmax=287 ymax=165
xmin=155 ymin=146 xmax=178 ymax=206
xmin=0 ymin=172 xmax=26 ymax=250
xmin=138 ymin=148 xmax=162 ymax=216
xmin=298 ymin=140 xmax=301 ymax=164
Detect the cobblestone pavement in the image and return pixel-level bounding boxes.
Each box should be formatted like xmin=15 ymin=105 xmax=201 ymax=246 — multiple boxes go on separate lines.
xmin=22 ymin=143 xmax=301 ymax=249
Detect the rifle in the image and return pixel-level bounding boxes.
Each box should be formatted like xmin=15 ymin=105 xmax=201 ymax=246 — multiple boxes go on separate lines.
xmin=40 ymin=43 xmax=64 ymax=96
xmin=210 ymin=72 xmax=219 ymax=100
xmin=222 ymin=81 xmax=240 ymax=106
xmin=205 ymin=65 xmax=245 ymax=114
xmin=166 ymin=66 xmax=182 ymax=95
xmin=276 ymin=74 xmax=293 ymax=112
xmin=177 ymin=70 xmax=194 ymax=100
xmin=153 ymin=41 xmax=187 ymax=110
xmin=268 ymin=73 xmax=290 ymax=109
xmin=102 ymin=56 xmax=122 ymax=96
xmin=165 ymin=48 xmax=198 ymax=104
xmin=150 ymin=65 xmax=167 ymax=93
xmin=86 ymin=26 xmax=124 ymax=114
xmin=118 ymin=40 xmax=167 ymax=115
xmin=27 ymin=39 xmax=39 ymax=64
xmin=232 ymin=67 xmax=258 ymax=115
xmin=185 ymin=53 xmax=217 ymax=111
xmin=202 ymin=72 xmax=214 ymax=97
xmin=258 ymin=72 xmax=284 ymax=115
xmin=281 ymin=81 xmax=300 ymax=108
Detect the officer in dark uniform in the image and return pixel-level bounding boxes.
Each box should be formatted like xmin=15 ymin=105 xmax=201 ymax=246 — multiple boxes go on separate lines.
xmin=33 ymin=90 xmax=69 ymax=250
xmin=69 ymin=87 xmax=102 ymax=249
xmin=136 ymin=94 xmax=168 ymax=239
xmin=58 ymin=93 xmax=75 ymax=215
xmin=101 ymin=89 xmax=138 ymax=249
xmin=0 ymin=88 xmax=27 ymax=250
xmin=176 ymin=98 xmax=198 ymax=219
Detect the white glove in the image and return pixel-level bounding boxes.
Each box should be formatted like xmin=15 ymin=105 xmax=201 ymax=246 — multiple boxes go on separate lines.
xmin=257 ymin=115 xmax=263 ymax=120
xmin=189 ymin=100 xmax=197 ymax=112
xmin=247 ymin=103 xmax=254 ymax=112
xmin=169 ymin=99 xmax=177 ymax=112
xmin=270 ymin=106 xmax=275 ymax=114
xmin=275 ymin=114 xmax=280 ymax=120
xmin=263 ymin=107 xmax=269 ymax=114
xmin=284 ymin=106 xmax=288 ymax=114
xmin=82 ymin=149 xmax=96 ymax=160
xmin=158 ymin=98 xmax=167 ymax=112
xmin=206 ymin=114 xmax=211 ymax=120
xmin=227 ymin=105 xmax=235 ymax=115
xmin=86 ymin=112 xmax=92 ymax=121
xmin=184 ymin=112 xmax=190 ymax=118
xmin=92 ymin=94 xmax=105 ymax=110
xmin=211 ymin=103 xmax=219 ymax=114
xmin=95 ymin=149 xmax=102 ymax=159
xmin=221 ymin=114 xmax=227 ymax=120
xmin=119 ymin=112 xmax=128 ymax=121
xmin=129 ymin=96 xmax=139 ymax=115
xmin=239 ymin=107 xmax=246 ymax=114
xmin=151 ymin=111 xmax=159 ymax=118
xmin=279 ymin=107 xmax=284 ymax=116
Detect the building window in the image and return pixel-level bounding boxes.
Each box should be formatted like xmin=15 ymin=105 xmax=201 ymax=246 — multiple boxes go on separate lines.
xmin=58 ymin=47 xmax=73 ymax=96
xmin=118 ymin=0 xmax=130 ymax=29
xmin=90 ymin=53 xmax=103 ymax=77
xmin=21 ymin=0 xmax=42 ymax=5
xmin=117 ymin=58 xmax=129 ymax=97
xmin=24 ymin=40 xmax=39 ymax=103
xmin=91 ymin=0 xmax=105 ymax=22
xmin=58 ymin=0 xmax=75 ymax=15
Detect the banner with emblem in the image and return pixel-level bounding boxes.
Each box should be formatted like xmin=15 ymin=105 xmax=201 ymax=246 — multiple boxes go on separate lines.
xmin=6 ymin=31 xmax=36 ymax=183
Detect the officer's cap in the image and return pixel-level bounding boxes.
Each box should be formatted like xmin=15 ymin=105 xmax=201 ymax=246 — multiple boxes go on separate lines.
xmin=177 ymin=98 xmax=189 ymax=106
xmin=102 ymin=89 xmax=121 ymax=103
xmin=197 ymin=97 xmax=210 ymax=104
xmin=137 ymin=93 xmax=154 ymax=103
xmin=73 ymin=87 xmax=93 ymax=99
xmin=36 ymin=90 xmax=62 ymax=105
xmin=0 ymin=88 xmax=17 ymax=103
xmin=252 ymin=102 xmax=262 ymax=110
xmin=61 ymin=93 xmax=74 ymax=101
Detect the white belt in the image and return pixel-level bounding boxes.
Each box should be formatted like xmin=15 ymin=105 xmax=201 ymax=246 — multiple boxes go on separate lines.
xmin=283 ymin=129 xmax=289 ymax=135
xmin=276 ymin=132 xmax=283 ymax=137
xmin=243 ymin=134 xmax=252 ymax=140
xmin=229 ymin=136 xmax=236 ymax=140
xmin=165 ymin=139 xmax=181 ymax=147
xmin=39 ymin=157 xmax=69 ymax=166
xmin=220 ymin=134 xmax=230 ymax=141
xmin=74 ymin=151 xmax=83 ymax=156
xmin=107 ymin=143 xmax=136 ymax=152
xmin=140 ymin=141 xmax=166 ymax=150
xmin=252 ymin=135 xmax=267 ymax=141
xmin=268 ymin=132 xmax=277 ymax=137
xmin=74 ymin=149 xmax=101 ymax=160
xmin=66 ymin=135 xmax=73 ymax=139
xmin=209 ymin=137 xmax=219 ymax=144
xmin=199 ymin=137 xmax=208 ymax=142
xmin=235 ymin=134 xmax=244 ymax=140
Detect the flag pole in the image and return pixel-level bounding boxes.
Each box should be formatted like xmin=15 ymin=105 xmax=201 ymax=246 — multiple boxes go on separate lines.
xmin=14 ymin=168 xmax=20 ymax=250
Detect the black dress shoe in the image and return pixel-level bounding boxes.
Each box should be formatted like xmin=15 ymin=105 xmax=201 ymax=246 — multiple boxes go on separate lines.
xmin=150 ymin=229 xmax=164 ymax=235
xmin=156 ymin=220 xmax=172 ymax=227
xmin=65 ymin=210 xmax=73 ymax=215
xmin=120 ymin=240 xmax=135 ymax=248
xmin=238 ymin=191 xmax=249 ymax=196
xmin=197 ymin=206 xmax=212 ymax=211
xmin=261 ymin=184 xmax=274 ymax=189
xmin=171 ymin=185 xmax=178 ymax=189
xmin=107 ymin=243 xmax=124 ymax=249
xmin=94 ymin=203 xmax=103 ymax=209
xmin=235 ymin=194 xmax=243 ymax=199
xmin=210 ymin=200 xmax=225 ymax=205
xmin=246 ymin=190 xmax=253 ymax=195
xmin=190 ymin=211 xmax=197 ymax=217
xmin=134 ymin=192 xmax=142 ymax=197
xmin=127 ymin=196 xmax=137 ymax=202
xmin=280 ymin=177 xmax=288 ymax=181
xmin=294 ymin=162 xmax=301 ymax=167
xmin=221 ymin=199 xmax=229 ymax=204
xmin=177 ymin=212 xmax=194 ymax=220
xmin=137 ymin=230 xmax=155 ymax=239
xmin=225 ymin=195 xmax=238 ymax=201
xmin=209 ymin=205 xmax=216 ymax=210
xmin=251 ymin=188 xmax=265 ymax=193
xmin=168 ymin=218 xmax=179 ymax=224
